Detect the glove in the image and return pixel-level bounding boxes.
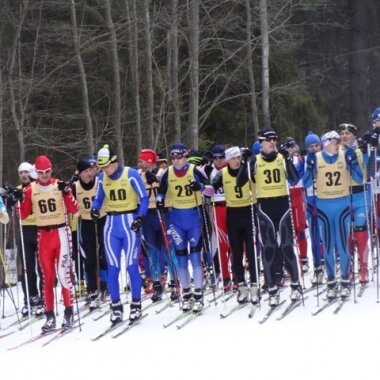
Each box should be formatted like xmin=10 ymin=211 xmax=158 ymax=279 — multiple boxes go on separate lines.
xmin=241 ymin=147 xmax=252 ymax=161
xmin=189 ymin=180 xmax=202 ymax=191
xmin=362 ymin=131 xmax=378 ymax=148
xmin=12 ymin=188 xmax=24 ymax=202
xmin=306 ymin=152 xmax=316 ymax=169
xmin=57 ymin=181 xmax=70 ymax=195
xmin=90 ymin=208 xmax=100 ymax=221
xmin=131 ymin=216 xmax=143 ymax=232
xmin=156 ymin=194 xmax=165 ymax=211
xmin=345 ymin=147 xmax=357 ymax=163
xmin=145 ymin=171 xmax=158 ymax=185
xmin=278 ymin=146 xmax=290 ymax=160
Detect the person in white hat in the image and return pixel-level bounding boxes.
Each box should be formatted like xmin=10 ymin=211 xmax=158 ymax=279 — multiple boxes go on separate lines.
xmin=212 ymin=146 xmax=260 ymax=305
xmin=304 ymin=130 xmax=363 ymax=300
xmin=9 ymin=162 xmax=44 ymax=318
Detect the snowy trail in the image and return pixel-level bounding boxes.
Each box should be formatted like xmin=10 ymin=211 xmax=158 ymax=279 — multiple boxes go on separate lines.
xmin=1 ymin=274 xmax=380 ymax=380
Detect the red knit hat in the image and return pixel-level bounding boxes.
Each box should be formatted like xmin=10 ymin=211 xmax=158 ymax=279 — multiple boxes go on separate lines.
xmin=139 ymin=149 xmax=157 ymax=164
xmin=35 ymin=155 xmax=52 ymax=171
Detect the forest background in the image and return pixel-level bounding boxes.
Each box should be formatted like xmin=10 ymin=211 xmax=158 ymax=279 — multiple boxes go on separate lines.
xmin=0 ymin=0 xmax=379 ymax=183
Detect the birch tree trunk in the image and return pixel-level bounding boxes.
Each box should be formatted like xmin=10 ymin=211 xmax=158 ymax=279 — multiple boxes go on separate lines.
xmin=70 ymin=0 xmax=94 ymax=154
xmin=170 ymin=0 xmax=181 ymax=142
xmin=8 ymin=0 xmax=30 ymax=163
xmin=245 ymin=0 xmax=260 ymax=136
xmin=126 ymin=0 xmax=142 ymax=153
xmin=260 ymin=0 xmax=271 ymax=129
xmin=142 ymin=0 xmax=154 ymax=147
xmin=188 ymin=0 xmax=199 ymax=149
xmin=0 ymin=55 xmax=3 ymax=187
xmin=348 ymin=0 xmax=368 ymax=128
xmin=103 ymin=0 xmax=124 ymax=163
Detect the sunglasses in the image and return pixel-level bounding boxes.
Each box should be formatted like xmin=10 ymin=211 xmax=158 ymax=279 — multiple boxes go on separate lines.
xmin=37 ymin=169 xmax=51 ymax=174
xmin=264 ymin=137 xmax=277 ymax=142
xmin=171 ymin=155 xmax=184 ymax=160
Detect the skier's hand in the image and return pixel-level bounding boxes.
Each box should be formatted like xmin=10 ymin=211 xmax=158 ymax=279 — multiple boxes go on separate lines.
xmin=345 ymin=147 xmax=357 ymax=163
xmin=306 ymin=152 xmax=316 ymax=169
xmin=90 ymin=208 xmax=100 ymax=222
xmin=189 ymin=180 xmax=203 ymax=191
xmin=145 ymin=171 xmax=158 ymax=185
xmin=57 ymin=181 xmax=70 ymax=195
xmin=12 ymin=188 xmax=24 ymax=202
xmin=131 ymin=216 xmax=143 ymax=233
xmin=156 ymin=195 xmax=165 ymax=211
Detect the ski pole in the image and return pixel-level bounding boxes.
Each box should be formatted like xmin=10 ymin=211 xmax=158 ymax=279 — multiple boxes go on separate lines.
xmin=246 ymin=158 xmax=261 ymax=308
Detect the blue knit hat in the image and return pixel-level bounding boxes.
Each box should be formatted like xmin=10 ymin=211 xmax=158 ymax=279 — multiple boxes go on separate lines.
xmin=210 ymin=144 xmax=225 ymax=159
xmin=251 ymin=140 xmax=261 ymax=155
xmin=170 ymin=143 xmax=188 ymax=157
xmin=371 ymin=107 xmax=380 ymax=121
xmin=304 ymin=131 xmax=321 ymax=149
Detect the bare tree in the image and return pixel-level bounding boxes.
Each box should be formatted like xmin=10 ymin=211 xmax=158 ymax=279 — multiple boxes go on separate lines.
xmin=246 ymin=0 xmax=260 ymax=136
xmin=348 ymin=0 xmax=369 ymax=128
xmin=8 ymin=0 xmax=31 ymax=162
xmin=0 ymin=54 xmax=3 ymax=187
xmin=188 ymin=0 xmax=200 ymax=149
xmin=260 ymin=0 xmax=271 ymax=129
xmin=103 ymin=0 xmax=124 ymax=163
xmin=142 ymin=0 xmax=154 ymax=147
xmin=70 ymin=0 xmax=94 ymax=154
xmin=169 ymin=0 xmax=181 ymax=142
xmin=125 ymin=0 xmax=142 ymax=153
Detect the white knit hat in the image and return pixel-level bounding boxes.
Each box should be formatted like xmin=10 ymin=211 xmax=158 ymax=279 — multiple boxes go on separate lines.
xmin=96 ymin=144 xmax=117 ymax=167
xmin=321 ymin=131 xmax=340 ymax=148
xmin=225 ymin=146 xmax=241 ymax=161
xmin=18 ymin=162 xmax=33 ymax=173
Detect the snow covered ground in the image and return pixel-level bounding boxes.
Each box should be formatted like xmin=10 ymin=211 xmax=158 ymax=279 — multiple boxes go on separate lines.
xmin=1 ymin=270 xmax=380 ymax=380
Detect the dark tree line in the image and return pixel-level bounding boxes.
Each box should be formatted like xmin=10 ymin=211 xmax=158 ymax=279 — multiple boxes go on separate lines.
xmin=0 ymin=0 xmax=379 ymax=184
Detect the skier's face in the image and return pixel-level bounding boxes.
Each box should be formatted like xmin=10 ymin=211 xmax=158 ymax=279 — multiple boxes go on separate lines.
xmin=37 ymin=169 xmax=52 ymax=184
xmin=307 ymin=143 xmax=321 ymax=153
xmin=18 ymin=170 xmax=31 ymax=185
xmin=102 ymin=162 xmax=118 ymax=177
xmin=171 ymin=156 xmax=186 ymax=170
xmin=324 ymin=138 xmax=340 ymax=154
xmin=261 ymin=137 xmax=277 ymax=154
xmin=79 ymin=167 xmax=95 ymax=184
xmin=227 ymin=156 xmax=241 ymax=170
xmin=339 ymin=130 xmax=356 ymax=147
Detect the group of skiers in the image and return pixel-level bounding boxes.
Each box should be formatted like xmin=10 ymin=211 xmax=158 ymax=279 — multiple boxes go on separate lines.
xmin=2 ymin=106 xmax=380 ymax=333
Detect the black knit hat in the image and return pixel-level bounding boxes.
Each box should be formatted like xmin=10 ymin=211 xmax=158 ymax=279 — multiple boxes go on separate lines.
xmin=77 ymin=159 xmax=93 ymax=174
xmin=258 ymin=128 xmax=277 ymax=142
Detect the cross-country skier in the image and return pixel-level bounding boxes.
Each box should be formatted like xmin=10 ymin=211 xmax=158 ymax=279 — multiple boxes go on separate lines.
xmin=238 ymin=128 xmax=301 ymax=306
xmin=303 ymin=131 xmax=363 ymax=299
xmin=91 ymin=145 xmax=148 ymax=325
xmin=16 ymin=155 xmax=79 ymax=332
xmin=156 ymin=143 xmax=209 ymax=313
xmin=212 ymin=146 xmax=260 ymax=304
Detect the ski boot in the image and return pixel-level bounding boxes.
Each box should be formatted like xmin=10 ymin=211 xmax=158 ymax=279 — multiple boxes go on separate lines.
xmin=326 ymin=280 xmax=338 ymax=300
xmin=181 ymin=288 xmax=193 ymax=312
xmin=88 ymin=291 xmax=101 ymax=310
xmin=110 ymin=301 xmax=123 ymax=326
xmin=340 ymin=279 xmax=351 ymax=299
xmin=192 ymin=288 xmax=204 ymax=313
xmin=41 ymin=311 xmax=56 ymax=333
xmin=62 ymin=306 xmax=74 ymax=329
xmin=250 ymin=284 xmax=259 ymax=304
xmin=237 ymin=282 xmax=249 ymax=304
xmin=290 ymin=283 xmax=302 ymax=302
xmin=151 ymin=281 xmax=163 ymax=303
xmin=129 ymin=300 xmax=142 ymax=322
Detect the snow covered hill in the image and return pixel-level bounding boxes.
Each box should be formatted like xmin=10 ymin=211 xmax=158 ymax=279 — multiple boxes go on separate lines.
xmin=1 ymin=273 xmax=380 ymax=380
